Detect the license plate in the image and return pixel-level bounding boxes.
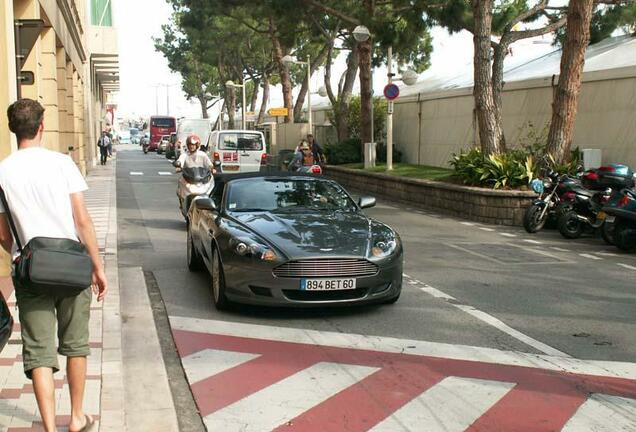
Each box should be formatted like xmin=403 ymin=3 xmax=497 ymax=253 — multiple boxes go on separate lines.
xmin=223 ymin=165 xmax=239 ymax=171
xmin=300 ymin=278 xmax=356 ymax=291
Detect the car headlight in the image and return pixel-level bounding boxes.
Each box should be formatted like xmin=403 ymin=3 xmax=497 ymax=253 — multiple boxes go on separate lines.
xmin=368 ymin=226 xmax=400 ymax=259
xmin=229 ymin=237 xmax=278 ymax=262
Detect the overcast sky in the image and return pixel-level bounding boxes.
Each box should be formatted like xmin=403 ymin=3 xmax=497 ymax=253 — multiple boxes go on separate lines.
xmin=112 ymin=0 xmax=557 ymax=120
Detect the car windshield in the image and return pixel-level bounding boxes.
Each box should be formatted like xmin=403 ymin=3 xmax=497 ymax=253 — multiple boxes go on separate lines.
xmin=226 ymin=178 xmax=357 ymax=213
xmin=219 ymin=133 xmax=263 ymax=151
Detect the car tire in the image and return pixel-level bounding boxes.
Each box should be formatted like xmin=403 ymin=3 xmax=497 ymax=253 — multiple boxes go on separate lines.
xmin=211 ymin=247 xmax=230 ymax=310
xmin=614 ymin=221 xmax=636 ymax=252
xmin=187 ymin=228 xmax=203 ymax=272
xmin=384 ymin=292 xmax=400 ymax=304
xmin=558 ymin=211 xmax=583 ymax=239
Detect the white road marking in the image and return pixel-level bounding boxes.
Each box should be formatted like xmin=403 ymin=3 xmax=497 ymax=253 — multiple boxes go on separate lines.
xmin=561 ymin=394 xmax=636 ymax=431
xmin=204 ymin=362 xmax=378 ymax=432
xmin=550 ymin=247 xmax=571 ymax=252
xmin=370 ymin=377 xmax=515 ymax=432
xmin=158 ymin=171 xmax=172 ymax=176
xmin=579 ymin=253 xmax=602 ymax=260
xmin=181 ymin=349 xmax=259 ymax=384
xmin=170 ymin=317 xmax=636 ymax=379
xmin=460 ymin=222 xmax=475 ymax=226
xmin=420 ymin=286 xmax=456 ymax=301
xmin=499 ymin=233 xmax=517 ymax=238
xmin=453 ymin=304 xmax=571 ymax=358
xmin=402 ymin=273 xmax=412 ymax=279
xmin=479 ymin=227 xmax=495 ymax=232
xmin=597 ymin=252 xmax=619 ymax=257
xmin=617 ymin=263 xmax=636 ymax=271
xmin=523 ymin=239 xmax=542 ymax=245
xmin=129 ymin=171 xmax=143 ymax=176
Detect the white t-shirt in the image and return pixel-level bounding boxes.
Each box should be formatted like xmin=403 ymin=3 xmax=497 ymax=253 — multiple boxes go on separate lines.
xmin=0 ymin=147 xmax=88 ymax=258
xmin=177 ymin=150 xmax=212 ymax=169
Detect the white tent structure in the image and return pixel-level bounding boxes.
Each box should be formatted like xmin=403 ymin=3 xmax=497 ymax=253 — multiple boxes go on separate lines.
xmin=393 ymin=35 xmax=636 ymax=168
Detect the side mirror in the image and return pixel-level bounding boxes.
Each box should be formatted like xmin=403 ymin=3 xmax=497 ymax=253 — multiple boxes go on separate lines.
xmin=172 ymin=160 xmax=181 ymax=168
xmin=194 ymin=197 xmax=217 ymax=211
xmin=213 ymin=160 xmax=222 ymax=168
xmin=358 ymin=196 xmax=376 ymax=209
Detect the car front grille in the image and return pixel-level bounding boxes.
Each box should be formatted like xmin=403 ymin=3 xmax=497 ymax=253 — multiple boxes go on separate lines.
xmin=273 ymin=259 xmax=379 ymax=278
xmin=283 ymin=288 xmax=369 ymax=302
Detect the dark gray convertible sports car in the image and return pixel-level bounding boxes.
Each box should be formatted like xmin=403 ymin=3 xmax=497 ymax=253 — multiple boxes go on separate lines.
xmin=186 ymin=172 xmax=403 ymax=309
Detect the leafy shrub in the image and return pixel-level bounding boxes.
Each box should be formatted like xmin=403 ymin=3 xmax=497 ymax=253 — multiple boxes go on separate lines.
xmin=450 ymin=145 xmax=582 ymax=190
xmin=325 ymin=138 xmax=362 ymax=165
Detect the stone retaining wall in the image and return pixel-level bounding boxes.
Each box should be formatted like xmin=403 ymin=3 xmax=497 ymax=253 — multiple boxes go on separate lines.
xmin=325 ymin=165 xmax=536 ymax=226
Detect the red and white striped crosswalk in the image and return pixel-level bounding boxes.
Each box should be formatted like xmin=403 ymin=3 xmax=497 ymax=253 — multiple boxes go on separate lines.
xmin=169 ymin=317 xmax=636 ymax=432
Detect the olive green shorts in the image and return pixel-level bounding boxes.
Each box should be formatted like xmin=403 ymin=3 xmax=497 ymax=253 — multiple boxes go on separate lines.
xmin=14 ymin=279 xmax=92 ymax=379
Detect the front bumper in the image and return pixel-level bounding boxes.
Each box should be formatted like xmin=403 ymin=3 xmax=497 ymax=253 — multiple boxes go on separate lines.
xmin=220 ymin=256 xmax=403 ymax=307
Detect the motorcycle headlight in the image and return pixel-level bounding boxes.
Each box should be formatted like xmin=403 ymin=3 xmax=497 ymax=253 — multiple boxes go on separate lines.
xmin=530 ymin=179 xmax=544 ymax=194
xmin=229 ymin=237 xmax=278 ymax=262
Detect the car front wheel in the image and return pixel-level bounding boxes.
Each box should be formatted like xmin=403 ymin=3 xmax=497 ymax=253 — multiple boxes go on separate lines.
xmin=211 ymin=248 xmax=230 ymax=310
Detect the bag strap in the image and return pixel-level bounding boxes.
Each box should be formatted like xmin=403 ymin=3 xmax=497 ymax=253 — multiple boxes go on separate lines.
xmin=0 ymin=186 xmax=23 ymax=252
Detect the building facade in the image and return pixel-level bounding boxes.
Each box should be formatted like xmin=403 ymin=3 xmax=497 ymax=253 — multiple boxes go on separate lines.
xmin=0 ymin=0 xmax=119 ymax=276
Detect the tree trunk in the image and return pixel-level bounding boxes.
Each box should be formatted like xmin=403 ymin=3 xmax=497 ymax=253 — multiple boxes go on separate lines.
xmin=491 ymin=41 xmax=509 ymax=150
xmin=257 ymin=73 xmax=270 ymax=126
xmin=270 ymin=18 xmax=294 ymax=123
xmin=198 ymin=94 xmax=209 ymax=119
xmin=472 ymin=0 xmax=504 ymax=156
xmin=249 ymin=78 xmax=260 ymax=113
xmin=293 ymin=46 xmax=329 ymax=122
xmin=358 ymin=38 xmax=373 ymax=146
xmin=338 ymin=44 xmax=359 ymax=142
xmin=226 ymin=86 xmax=236 ymax=129
xmin=547 ymin=0 xmax=594 ymax=163
xmin=213 ymin=100 xmax=226 ymax=130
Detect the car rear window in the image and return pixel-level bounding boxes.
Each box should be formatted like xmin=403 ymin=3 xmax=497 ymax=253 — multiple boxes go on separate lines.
xmin=151 ymin=117 xmax=176 ymax=128
xmin=219 ymin=133 xmax=263 ymax=151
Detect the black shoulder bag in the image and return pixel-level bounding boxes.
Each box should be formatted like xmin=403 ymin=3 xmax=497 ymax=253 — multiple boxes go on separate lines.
xmin=0 ymin=187 xmax=93 ymax=297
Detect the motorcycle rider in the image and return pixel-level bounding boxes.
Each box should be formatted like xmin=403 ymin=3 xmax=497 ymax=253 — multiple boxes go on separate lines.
xmin=288 ymin=140 xmax=318 ymax=172
xmin=176 ymin=134 xmax=214 ymax=172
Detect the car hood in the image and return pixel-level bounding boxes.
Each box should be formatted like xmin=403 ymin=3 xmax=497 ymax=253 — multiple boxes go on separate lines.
xmin=231 ymin=211 xmax=372 ymax=258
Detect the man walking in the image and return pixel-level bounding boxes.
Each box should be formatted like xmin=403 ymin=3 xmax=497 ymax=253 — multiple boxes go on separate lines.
xmin=97 ymin=131 xmax=110 ymax=165
xmin=0 ymin=99 xmax=107 ymax=432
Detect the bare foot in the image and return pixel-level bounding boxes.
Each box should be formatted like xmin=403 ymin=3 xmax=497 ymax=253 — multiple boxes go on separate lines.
xmin=69 ymin=414 xmax=95 ymax=432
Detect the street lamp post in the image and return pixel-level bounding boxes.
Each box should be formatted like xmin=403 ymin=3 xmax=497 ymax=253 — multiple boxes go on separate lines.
xmin=225 ymin=80 xmax=248 ymax=130
xmin=282 ymin=55 xmax=313 ymax=134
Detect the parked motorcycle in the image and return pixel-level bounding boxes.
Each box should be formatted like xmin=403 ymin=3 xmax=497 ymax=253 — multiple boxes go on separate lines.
xmin=524 ymin=170 xmax=580 ymax=233
xmin=601 ymin=188 xmax=636 ymax=252
xmin=557 ymin=164 xmax=635 ymax=241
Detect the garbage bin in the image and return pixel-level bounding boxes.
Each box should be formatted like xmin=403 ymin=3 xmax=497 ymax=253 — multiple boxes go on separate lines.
xmin=364 ymin=142 xmax=377 ymax=168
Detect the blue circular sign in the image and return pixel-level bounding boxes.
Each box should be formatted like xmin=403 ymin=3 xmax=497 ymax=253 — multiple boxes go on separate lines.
xmin=383 ymin=83 xmax=400 ymax=100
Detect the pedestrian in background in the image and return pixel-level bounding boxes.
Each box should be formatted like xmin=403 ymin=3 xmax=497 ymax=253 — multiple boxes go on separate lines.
xmin=0 ymin=99 xmax=107 ymax=432
xmin=107 ymin=131 xmax=113 ymax=158
xmin=97 ymin=131 xmax=109 ymax=165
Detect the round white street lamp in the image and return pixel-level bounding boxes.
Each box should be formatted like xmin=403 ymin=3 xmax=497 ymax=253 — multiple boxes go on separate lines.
xmin=352 ymin=25 xmax=371 ymax=42
xmin=225 ymin=80 xmax=247 ymax=129
xmin=281 ymin=55 xmax=295 ymax=66
xmin=401 ymin=69 xmax=418 ymax=86
xmin=317 ymin=86 xmax=328 ymax=98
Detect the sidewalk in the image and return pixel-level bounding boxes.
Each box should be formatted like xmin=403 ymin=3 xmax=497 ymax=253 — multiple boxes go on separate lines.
xmin=0 ymin=154 xmax=177 ymax=431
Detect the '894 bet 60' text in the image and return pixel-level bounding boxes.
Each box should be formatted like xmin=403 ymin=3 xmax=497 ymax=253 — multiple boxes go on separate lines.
xmin=301 ymin=278 xmax=356 ymax=291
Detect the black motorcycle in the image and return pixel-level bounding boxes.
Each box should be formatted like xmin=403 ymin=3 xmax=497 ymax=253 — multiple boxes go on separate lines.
xmin=557 ymin=164 xmax=634 ymax=241
xmin=601 ymin=188 xmax=636 ymax=252
xmin=524 ymin=170 xmax=580 ymax=233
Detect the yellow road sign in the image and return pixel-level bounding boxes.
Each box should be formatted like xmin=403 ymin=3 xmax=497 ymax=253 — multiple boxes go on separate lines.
xmin=268 ymin=107 xmax=289 ymax=116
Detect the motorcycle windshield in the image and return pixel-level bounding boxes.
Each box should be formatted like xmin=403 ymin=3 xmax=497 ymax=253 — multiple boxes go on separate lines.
xmin=182 ymin=167 xmax=211 ymax=183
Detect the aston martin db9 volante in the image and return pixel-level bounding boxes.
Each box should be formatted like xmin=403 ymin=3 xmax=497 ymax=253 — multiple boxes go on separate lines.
xmin=186 ymin=173 xmax=403 ymax=309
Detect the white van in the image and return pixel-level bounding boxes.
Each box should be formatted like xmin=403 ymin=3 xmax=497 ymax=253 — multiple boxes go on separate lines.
xmin=207 ymin=130 xmax=266 ymax=173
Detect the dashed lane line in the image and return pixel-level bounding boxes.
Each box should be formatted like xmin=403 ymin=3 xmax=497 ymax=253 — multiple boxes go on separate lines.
xmin=579 ymin=253 xmax=602 ymax=260
xmin=129 ymin=171 xmax=143 ymax=176
xmin=617 ymin=263 xmax=636 ymax=271
xmin=479 ymin=227 xmax=495 ymax=232
xmin=550 ymin=247 xmax=571 ymax=252
xmin=523 ymin=239 xmax=543 ymax=245
xmin=596 ymin=251 xmax=619 ymax=257
xmin=499 ymin=233 xmax=517 ymax=238
xmin=158 ymin=171 xmax=173 ymax=176
xmin=461 ymin=222 xmax=475 ymax=226
xmin=410 ymin=276 xmax=571 ymax=358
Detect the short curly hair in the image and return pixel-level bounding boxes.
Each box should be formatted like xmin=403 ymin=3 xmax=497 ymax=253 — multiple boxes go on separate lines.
xmin=7 ymin=98 xmax=45 ymax=141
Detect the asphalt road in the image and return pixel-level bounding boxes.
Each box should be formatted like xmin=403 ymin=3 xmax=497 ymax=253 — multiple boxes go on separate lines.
xmin=116 ymin=145 xmax=636 ymax=363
